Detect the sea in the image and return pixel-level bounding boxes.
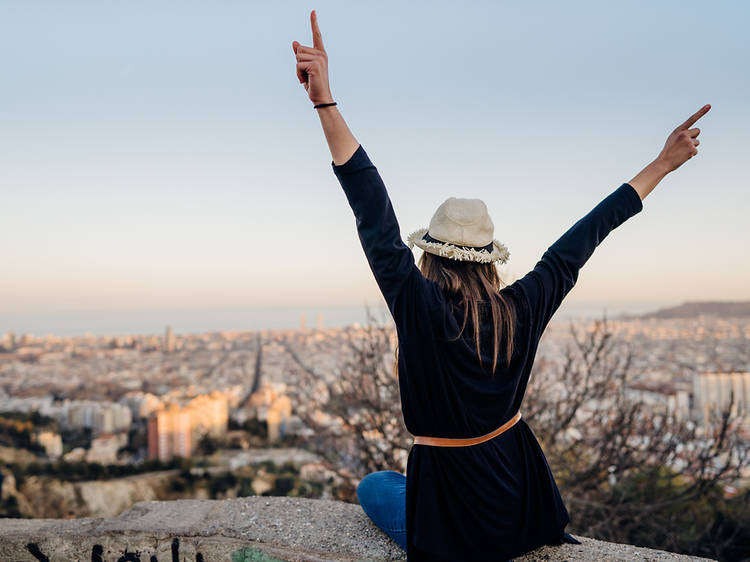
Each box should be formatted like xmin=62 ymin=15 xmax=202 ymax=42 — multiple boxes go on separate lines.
xmin=0 ymin=301 xmax=662 ymax=338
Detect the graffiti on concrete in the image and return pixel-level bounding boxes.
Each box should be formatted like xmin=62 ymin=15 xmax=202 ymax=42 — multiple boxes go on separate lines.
xmin=25 ymin=538 xmax=203 ymax=562
xmin=24 ymin=543 xmax=49 ymax=562
xmin=24 ymin=539 xmax=282 ymax=562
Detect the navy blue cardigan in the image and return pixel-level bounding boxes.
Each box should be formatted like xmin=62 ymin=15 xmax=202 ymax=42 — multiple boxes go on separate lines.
xmin=332 ymin=144 xmax=643 ymax=560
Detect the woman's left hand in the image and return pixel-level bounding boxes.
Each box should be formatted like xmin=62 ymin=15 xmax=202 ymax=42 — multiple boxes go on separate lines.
xmin=292 ymin=10 xmax=334 ymax=106
xmin=656 ymin=104 xmax=710 ymax=172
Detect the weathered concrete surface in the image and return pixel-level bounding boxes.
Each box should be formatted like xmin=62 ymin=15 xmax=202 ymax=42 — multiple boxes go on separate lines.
xmin=0 ymin=496 xmax=715 ymax=561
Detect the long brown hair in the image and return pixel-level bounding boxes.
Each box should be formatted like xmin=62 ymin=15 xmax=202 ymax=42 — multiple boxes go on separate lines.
xmin=393 ymin=251 xmax=516 ymax=378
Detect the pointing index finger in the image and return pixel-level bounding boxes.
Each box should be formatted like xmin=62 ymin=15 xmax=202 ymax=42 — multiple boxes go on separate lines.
xmin=311 ymin=10 xmax=325 ymax=51
xmin=677 ymin=104 xmax=711 ymax=131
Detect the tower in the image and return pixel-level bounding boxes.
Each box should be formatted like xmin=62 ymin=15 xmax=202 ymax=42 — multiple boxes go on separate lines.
xmin=164 ymin=325 xmax=175 ymax=352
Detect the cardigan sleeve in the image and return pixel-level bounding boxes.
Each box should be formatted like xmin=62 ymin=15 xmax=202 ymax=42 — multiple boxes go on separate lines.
xmin=512 ymin=183 xmax=643 ymax=340
xmin=332 ymin=144 xmax=442 ymax=332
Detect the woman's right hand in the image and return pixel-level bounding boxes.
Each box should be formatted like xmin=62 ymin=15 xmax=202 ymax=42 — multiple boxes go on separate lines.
xmin=292 ymin=10 xmax=334 ymax=106
xmin=656 ymin=104 xmax=711 ymax=172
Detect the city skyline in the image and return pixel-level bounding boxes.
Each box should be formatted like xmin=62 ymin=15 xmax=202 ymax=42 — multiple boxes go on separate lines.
xmin=1 ymin=1 xmax=748 ymax=318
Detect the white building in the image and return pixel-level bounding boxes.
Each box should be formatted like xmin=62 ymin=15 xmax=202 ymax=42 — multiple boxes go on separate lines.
xmin=692 ymin=371 xmax=750 ymax=427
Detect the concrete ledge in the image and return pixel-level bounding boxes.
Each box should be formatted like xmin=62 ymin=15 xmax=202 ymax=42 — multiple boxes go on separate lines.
xmin=0 ymin=496 xmax=715 ymax=561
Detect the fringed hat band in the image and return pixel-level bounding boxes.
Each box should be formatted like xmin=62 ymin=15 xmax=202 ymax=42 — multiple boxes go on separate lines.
xmin=406 ymin=227 xmax=510 ymax=264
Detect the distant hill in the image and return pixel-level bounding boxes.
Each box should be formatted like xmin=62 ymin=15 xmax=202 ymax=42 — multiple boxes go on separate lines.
xmin=632 ymin=301 xmax=750 ymax=320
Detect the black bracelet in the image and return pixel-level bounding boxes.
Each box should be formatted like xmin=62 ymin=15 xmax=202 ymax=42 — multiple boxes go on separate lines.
xmin=313 ymin=101 xmax=337 ymax=109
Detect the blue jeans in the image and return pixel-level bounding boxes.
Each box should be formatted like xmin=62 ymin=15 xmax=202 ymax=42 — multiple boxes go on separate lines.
xmin=356 ymin=470 xmax=407 ymax=551
xmin=358 ymin=471 xmax=518 ymax=561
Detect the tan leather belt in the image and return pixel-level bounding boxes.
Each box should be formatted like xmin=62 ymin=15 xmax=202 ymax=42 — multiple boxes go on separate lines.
xmin=412 ymin=411 xmax=522 ymax=447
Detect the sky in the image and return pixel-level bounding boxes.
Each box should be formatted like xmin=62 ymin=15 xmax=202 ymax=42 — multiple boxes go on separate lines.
xmin=1 ymin=0 xmax=748 ymax=322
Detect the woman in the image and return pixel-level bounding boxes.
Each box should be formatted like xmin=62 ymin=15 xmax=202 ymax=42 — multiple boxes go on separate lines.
xmin=293 ymin=10 xmax=709 ymax=561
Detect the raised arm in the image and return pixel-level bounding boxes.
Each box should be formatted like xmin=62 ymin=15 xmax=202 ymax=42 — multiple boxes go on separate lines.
xmin=513 ymin=104 xmax=711 ymax=340
xmin=512 ymin=183 xmax=643 ymax=340
xmin=292 ymin=10 xmax=439 ymax=329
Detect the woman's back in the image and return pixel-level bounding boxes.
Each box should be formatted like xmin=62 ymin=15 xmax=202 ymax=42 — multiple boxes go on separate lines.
xmin=412 ymin=289 xmax=528 ymax=427
xmin=402 ymin=283 xmax=572 ymax=560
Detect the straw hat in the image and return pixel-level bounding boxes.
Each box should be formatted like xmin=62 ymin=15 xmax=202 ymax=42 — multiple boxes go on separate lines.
xmin=406 ymin=197 xmax=510 ymax=264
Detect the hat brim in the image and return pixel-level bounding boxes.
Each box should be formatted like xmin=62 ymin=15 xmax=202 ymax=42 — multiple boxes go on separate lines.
xmin=406 ymin=228 xmax=510 ymax=264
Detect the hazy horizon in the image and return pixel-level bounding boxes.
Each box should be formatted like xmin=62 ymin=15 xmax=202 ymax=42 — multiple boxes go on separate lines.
xmin=1 ymin=1 xmax=748 ymax=319
xmin=1 ymin=298 xmax=736 ymax=339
